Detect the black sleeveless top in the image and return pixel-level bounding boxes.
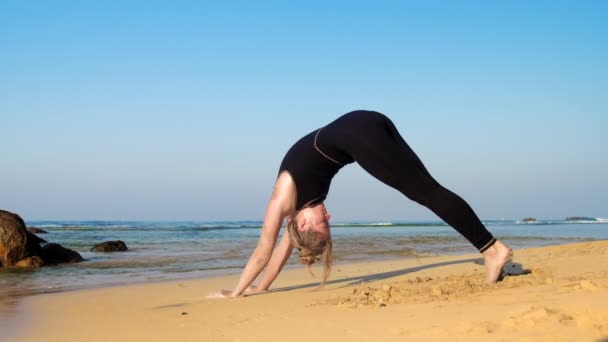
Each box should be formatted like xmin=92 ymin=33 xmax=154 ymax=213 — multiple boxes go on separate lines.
xmin=278 ymin=110 xmax=389 ymax=210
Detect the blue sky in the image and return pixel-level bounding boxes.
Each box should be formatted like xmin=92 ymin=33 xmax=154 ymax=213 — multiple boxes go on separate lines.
xmin=1 ymin=1 xmax=606 ymax=221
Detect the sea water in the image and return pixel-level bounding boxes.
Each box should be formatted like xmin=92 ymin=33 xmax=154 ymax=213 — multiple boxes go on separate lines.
xmin=0 ymin=219 xmax=607 ymax=299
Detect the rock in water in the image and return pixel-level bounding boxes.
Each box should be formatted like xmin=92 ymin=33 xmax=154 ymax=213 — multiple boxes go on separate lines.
xmin=41 ymin=243 xmax=84 ymax=265
xmin=14 ymin=255 xmax=44 ymax=268
xmin=0 ymin=210 xmax=32 ymax=267
xmin=27 ymin=231 xmax=47 ymax=245
xmin=565 ymin=216 xmax=596 ymax=221
xmin=1 ymin=210 xmax=83 ymax=268
xmin=27 ymin=227 xmax=48 ymax=234
xmin=90 ymin=240 xmax=128 ymax=252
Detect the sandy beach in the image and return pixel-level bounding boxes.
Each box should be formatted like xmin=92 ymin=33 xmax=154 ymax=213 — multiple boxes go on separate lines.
xmin=6 ymin=240 xmax=608 ymax=342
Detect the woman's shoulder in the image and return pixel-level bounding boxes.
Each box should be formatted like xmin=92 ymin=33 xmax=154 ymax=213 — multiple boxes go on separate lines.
xmin=271 ymin=171 xmax=297 ymax=213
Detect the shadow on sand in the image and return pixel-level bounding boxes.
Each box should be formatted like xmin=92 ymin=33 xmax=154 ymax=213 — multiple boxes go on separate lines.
xmin=268 ymin=258 xmax=480 ymax=294
xmin=265 ymin=258 xmax=532 ymax=294
xmin=163 ymin=258 xmax=532 ymax=309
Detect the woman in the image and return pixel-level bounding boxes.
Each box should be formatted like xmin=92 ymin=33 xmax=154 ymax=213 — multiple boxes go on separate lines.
xmin=210 ymin=110 xmax=512 ymax=298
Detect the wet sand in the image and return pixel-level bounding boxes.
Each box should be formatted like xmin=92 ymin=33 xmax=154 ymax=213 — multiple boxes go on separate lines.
xmin=8 ymin=240 xmax=608 ymax=341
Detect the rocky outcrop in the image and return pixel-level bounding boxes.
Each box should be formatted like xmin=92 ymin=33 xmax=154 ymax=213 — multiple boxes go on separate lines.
xmin=1 ymin=210 xmax=33 ymax=267
xmin=27 ymin=227 xmax=48 ymax=234
xmin=27 ymin=232 xmax=47 ymax=246
xmin=14 ymin=255 xmax=44 ymax=268
xmin=1 ymin=209 xmax=83 ymax=268
xmin=91 ymin=240 xmax=128 ymax=252
xmin=40 ymin=243 xmax=84 ymax=265
xmin=522 ymin=217 xmax=537 ymax=223
xmin=565 ymin=217 xmax=596 ymax=221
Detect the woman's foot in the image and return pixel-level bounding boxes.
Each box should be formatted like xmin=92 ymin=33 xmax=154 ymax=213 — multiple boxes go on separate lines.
xmin=482 ymin=240 xmax=513 ymax=283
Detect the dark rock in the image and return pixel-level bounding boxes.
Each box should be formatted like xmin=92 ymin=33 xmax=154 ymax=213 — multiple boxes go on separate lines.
xmin=91 ymin=240 xmax=128 ymax=252
xmin=27 ymin=231 xmax=47 ymax=246
xmin=27 ymin=227 xmax=48 ymax=234
xmin=40 ymin=243 xmax=84 ymax=265
xmin=565 ymin=216 xmax=596 ymax=221
xmin=522 ymin=217 xmax=537 ymax=223
xmin=1 ymin=210 xmax=33 ymax=267
xmin=1 ymin=210 xmax=85 ymax=268
xmin=14 ymin=255 xmax=44 ymax=268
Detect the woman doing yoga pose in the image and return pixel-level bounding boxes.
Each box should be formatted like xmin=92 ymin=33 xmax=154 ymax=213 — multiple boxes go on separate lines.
xmin=209 ymin=110 xmax=512 ymax=298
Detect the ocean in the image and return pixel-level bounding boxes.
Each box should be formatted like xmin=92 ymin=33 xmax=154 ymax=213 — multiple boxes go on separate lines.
xmin=1 ymin=218 xmax=607 ymax=299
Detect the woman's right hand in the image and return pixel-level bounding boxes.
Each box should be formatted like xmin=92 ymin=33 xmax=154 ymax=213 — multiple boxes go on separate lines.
xmin=205 ymin=285 xmax=265 ymax=299
xmin=206 ymin=289 xmax=232 ymax=299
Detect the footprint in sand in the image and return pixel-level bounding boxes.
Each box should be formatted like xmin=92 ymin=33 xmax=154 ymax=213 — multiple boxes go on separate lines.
xmin=468 ymin=304 xmax=608 ymax=339
xmin=560 ymin=278 xmax=601 ymax=292
xmin=578 ymin=279 xmax=599 ymax=291
xmin=469 ymin=306 xmax=575 ymax=335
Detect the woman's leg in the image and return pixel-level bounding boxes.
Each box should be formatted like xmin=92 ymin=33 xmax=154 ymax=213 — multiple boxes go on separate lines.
xmin=352 ymin=116 xmax=512 ymax=282
xmin=352 ymin=117 xmax=495 ymax=251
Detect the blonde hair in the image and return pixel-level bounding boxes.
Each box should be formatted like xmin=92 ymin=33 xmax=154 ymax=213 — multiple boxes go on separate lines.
xmin=287 ymin=216 xmax=333 ymax=285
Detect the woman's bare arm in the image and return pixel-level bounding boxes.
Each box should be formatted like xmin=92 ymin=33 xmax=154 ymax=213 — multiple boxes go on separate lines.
xmin=228 ymin=173 xmax=295 ymax=297
xmin=256 ymin=229 xmax=294 ymax=291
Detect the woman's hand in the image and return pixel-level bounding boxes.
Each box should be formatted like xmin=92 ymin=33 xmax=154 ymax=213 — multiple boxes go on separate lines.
xmin=206 ymin=289 xmax=232 ymax=299
xmin=206 ymin=285 xmax=265 ymax=299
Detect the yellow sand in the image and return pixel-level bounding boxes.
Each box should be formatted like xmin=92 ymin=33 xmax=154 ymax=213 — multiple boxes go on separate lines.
xmin=9 ymin=241 xmax=608 ymax=342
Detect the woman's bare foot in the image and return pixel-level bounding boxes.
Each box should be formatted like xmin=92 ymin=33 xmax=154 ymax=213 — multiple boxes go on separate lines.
xmin=482 ymin=240 xmax=513 ymax=283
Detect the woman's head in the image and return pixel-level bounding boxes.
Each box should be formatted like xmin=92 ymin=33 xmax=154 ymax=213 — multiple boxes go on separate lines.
xmin=287 ymin=203 xmax=333 ymax=284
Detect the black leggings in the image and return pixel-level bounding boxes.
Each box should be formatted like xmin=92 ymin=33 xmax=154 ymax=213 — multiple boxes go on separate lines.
xmin=350 ymin=115 xmax=496 ymax=252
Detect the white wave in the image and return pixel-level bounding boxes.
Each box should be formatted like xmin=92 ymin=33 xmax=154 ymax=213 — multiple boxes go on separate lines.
xmin=595 ymin=218 xmax=608 ymax=223
xmin=515 ymin=220 xmax=540 ymax=224
xmin=563 ymin=220 xmax=603 ymax=224
xmin=369 ymin=222 xmax=393 ymax=226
